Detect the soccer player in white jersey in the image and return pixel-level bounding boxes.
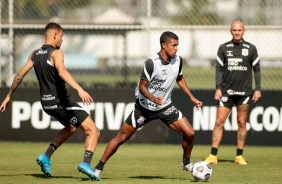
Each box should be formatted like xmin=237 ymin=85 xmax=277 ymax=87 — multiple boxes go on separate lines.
xmin=205 ymin=20 xmax=261 ymax=165
xmin=94 ymin=31 xmax=203 ymax=178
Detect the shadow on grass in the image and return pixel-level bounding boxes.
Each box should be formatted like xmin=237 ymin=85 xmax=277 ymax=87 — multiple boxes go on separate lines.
xmin=28 ymin=174 xmax=90 ymax=181
xmin=201 ymin=158 xmax=234 ymax=163
xmin=129 ymin=176 xmax=164 ymax=179
xmin=217 ymin=159 xmax=234 ymax=163
xmin=129 ymin=175 xmax=192 ymax=181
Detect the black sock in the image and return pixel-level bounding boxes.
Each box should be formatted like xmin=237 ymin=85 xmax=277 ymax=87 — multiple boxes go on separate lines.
xmin=95 ymin=160 xmax=105 ymax=171
xmin=211 ymin=147 xmax=218 ymax=156
xmin=236 ymin=148 xmax=243 ymax=156
xmin=45 ymin=143 xmax=57 ymax=158
xmin=182 ymin=157 xmax=190 ymax=165
xmin=83 ymin=150 xmax=94 ymax=164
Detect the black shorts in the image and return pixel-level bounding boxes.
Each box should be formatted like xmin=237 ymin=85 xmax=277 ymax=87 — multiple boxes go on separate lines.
xmin=43 ymin=101 xmax=88 ymax=128
xmin=125 ymin=99 xmax=184 ymax=128
xmin=218 ymin=95 xmax=251 ymax=109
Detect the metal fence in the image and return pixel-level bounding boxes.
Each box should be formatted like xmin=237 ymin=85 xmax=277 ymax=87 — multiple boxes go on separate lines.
xmin=1 ymin=0 xmax=282 ymax=89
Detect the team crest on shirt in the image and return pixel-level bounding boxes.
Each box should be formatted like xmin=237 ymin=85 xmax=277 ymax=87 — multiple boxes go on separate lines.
xmin=221 ymin=96 xmax=228 ymax=102
xmin=137 ymin=116 xmax=146 ymax=125
xmin=242 ymin=48 xmax=249 ymax=56
xmin=69 ymin=116 xmax=78 ymax=125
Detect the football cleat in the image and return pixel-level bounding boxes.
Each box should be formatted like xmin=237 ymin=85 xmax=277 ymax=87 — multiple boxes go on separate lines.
xmin=94 ymin=169 xmax=102 ymax=178
xmin=78 ymin=162 xmax=101 ymax=181
xmin=204 ymin=154 xmax=218 ymax=164
xmin=181 ymin=162 xmax=193 ymax=172
xmin=36 ymin=153 xmax=52 ymax=177
xmin=235 ymin=155 xmax=247 ymax=165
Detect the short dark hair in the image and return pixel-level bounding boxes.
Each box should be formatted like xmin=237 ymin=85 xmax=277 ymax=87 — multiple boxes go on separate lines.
xmin=45 ymin=22 xmax=62 ymax=32
xmin=160 ymin=31 xmax=178 ymax=46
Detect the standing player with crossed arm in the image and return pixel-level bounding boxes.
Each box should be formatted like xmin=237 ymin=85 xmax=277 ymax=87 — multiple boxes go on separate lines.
xmin=0 ymin=22 xmax=101 ymax=180
xmin=205 ymin=20 xmax=261 ymax=165
xmin=93 ymin=31 xmax=203 ymax=178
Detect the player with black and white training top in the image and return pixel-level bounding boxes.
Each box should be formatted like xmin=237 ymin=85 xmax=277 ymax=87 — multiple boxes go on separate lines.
xmin=216 ymin=36 xmax=261 ymax=97
xmin=94 ymin=31 xmax=203 ymax=178
xmin=205 ymin=20 xmax=261 ymax=165
xmin=135 ymin=52 xmax=183 ymax=112
xmin=0 ymin=22 xmax=101 ymax=181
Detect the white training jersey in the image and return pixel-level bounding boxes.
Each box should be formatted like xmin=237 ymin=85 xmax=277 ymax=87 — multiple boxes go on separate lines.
xmin=135 ymin=53 xmax=183 ymax=111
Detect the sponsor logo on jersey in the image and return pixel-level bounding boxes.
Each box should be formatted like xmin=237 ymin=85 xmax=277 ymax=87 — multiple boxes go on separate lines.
xmin=35 ymin=49 xmax=47 ymax=55
xmin=242 ymin=48 xmax=249 ymax=56
xmin=140 ymin=98 xmax=158 ymax=107
xmin=227 ymin=51 xmax=233 ymax=56
xmin=226 ymin=44 xmax=233 ymax=47
xmin=163 ymin=106 xmax=177 ymax=116
xmin=42 ymin=94 xmax=55 ymax=101
xmin=228 ymin=65 xmax=247 ymax=71
xmin=43 ymin=105 xmax=57 ymax=109
xmin=227 ymin=89 xmax=245 ymax=95
xmin=162 ymin=69 xmax=168 ymax=75
xmin=227 ymin=58 xmax=247 ymax=71
xmin=148 ymin=78 xmax=168 ymax=92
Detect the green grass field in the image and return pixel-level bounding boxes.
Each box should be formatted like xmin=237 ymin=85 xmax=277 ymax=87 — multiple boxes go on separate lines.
xmin=0 ymin=142 xmax=282 ymax=184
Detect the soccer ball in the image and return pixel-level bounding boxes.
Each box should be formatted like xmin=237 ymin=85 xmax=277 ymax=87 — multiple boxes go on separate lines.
xmin=192 ymin=161 xmax=212 ymax=182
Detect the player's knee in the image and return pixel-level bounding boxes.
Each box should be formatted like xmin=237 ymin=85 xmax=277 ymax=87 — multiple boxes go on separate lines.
xmin=214 ymin=120 xmax=225 ymax=128
xmin=237 ymin=120 xmax=246 ymax=129
xmin=84 ymin=124 xmax=100 ymax=138
xmin=70 ymin=126 xmax=77 ymax=133
xmin=116 ymin=133 xmax=130 ymax=144
xmin=95 ymin=126 xmax=100 ymax=138
xmin=190 ymin=129 xmax=195 ymax=137
xmin=184 ymin=129 xmax=195 ymax=140
xmin=91 ymin=125 xmax=100 ymax=137
xmin=66 ymin=123 xmax=77 ymax=134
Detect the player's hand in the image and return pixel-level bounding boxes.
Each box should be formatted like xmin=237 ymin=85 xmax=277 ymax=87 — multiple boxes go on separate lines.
xmin=191 ymin=97 xmax=202 ymax=111
xmin=153 ymin=96 xmax=163 ymax=105
xmin=78 ymin=90 xmax=93 ymax=105
xmin=0 ymin=96 xmax=11 ymax=112
xmin=252 ymin=90 xmax=261 ymax=103
xmin=214 ymin=89 xmax=222 ymax=100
